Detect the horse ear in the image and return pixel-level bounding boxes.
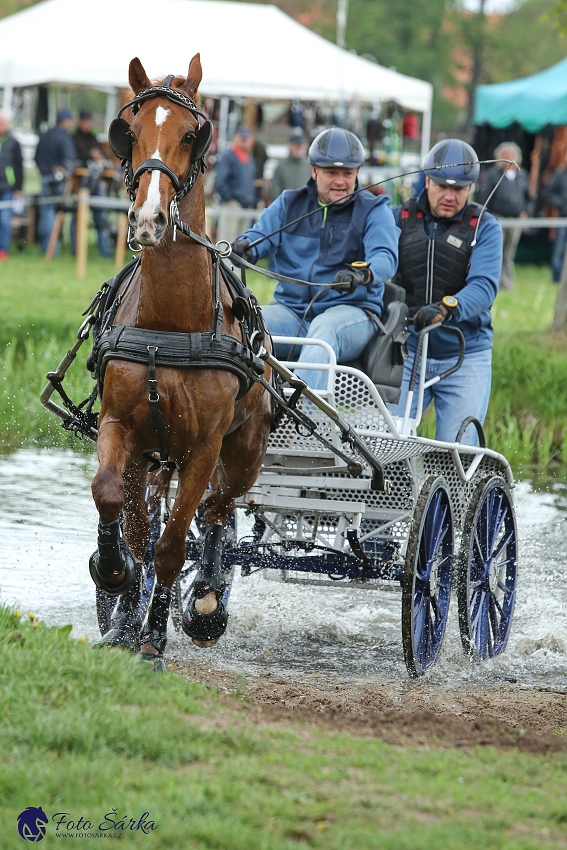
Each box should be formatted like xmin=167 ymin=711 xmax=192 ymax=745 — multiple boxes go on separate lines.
xmin=129 ymin=58 xmax=152 ymax=94
xmin=182 ymin=53 xmax=203 ymax=97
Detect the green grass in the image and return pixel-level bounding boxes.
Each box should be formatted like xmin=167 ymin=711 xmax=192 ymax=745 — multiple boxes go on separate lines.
xmin=0 ymin=606 xmax=566 ymax=849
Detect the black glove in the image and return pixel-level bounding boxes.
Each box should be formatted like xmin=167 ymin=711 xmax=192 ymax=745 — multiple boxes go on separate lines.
xmin=413 ymin=301 xmax=452 ymax=331
xmin=331 ymin=262 xmax=372 ymax=292
xmin=231 ymin=237 xmax=255 ymax=263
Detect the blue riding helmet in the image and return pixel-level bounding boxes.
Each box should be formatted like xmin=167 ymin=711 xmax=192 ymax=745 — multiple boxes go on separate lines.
xmin=308 ymin=128 xmax=365 ymax=168
xmin=424 ymin=139 xmax=480 ymax=186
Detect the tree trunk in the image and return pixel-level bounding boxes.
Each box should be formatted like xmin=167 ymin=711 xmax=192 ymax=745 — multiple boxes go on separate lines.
xmin=552 ymin=248 xmax=567 ymax=330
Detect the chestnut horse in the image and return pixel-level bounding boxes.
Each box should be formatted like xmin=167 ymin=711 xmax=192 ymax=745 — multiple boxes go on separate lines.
xmin=89 ymin=55 xmax=272 ymax=670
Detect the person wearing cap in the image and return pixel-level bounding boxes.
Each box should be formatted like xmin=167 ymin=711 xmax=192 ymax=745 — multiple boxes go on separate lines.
xmin=214 ymin=124 xmax=257 ymax=244
xmin=0 ymin=112 xmax=24 ymax=259
xmin=392 ymin=138 xmax=503 ymax=445
xmin=73 ymin=110 xmax=102 ymax=167
xmin=232 ymin=127 xmax=399 ymax=390
xmin=269 ymin=128 xmax=312 ymax=202
xmin=69 ymin=110 xmax=111 ymax=258
xmin=35 ymin=109 xmax=77 ymax=253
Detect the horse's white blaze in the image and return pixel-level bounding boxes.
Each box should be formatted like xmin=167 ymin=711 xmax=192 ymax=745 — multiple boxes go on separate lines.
xmin=137 ymin=146 xmax=164 ymax=238
xmin=155 ymin=106 xmax=170 ymax=127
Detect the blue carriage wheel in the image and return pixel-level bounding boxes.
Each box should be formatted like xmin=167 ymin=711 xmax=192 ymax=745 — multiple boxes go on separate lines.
xmin=402 ymin=476 xmax=454 ymax=678
xmin=457 ymin=476 xmax=517 ymax=661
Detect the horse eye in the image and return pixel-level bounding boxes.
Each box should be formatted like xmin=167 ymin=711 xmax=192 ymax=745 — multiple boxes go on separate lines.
xmin=183 ymin=132 xmax=196 ymax=145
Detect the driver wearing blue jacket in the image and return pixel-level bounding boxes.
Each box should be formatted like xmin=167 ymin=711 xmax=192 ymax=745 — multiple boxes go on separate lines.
xmin=232 ymin=128 xmax=399 ymax=389
xmin=392 ymin=139 xmax=503 ymax=445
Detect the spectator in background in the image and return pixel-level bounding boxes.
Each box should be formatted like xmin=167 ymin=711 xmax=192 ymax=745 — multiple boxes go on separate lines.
xmin=73 ymin=110 xmax=101 ymax=166
xmin=35 ymin=108 xmax=77 ymax=253
xmin=476 ymin=142 xmax=533 ymax=291
xmin=269 ymin=128 xmax=312 ymax=202
xmin=71 ymin=110 xmax=111 ymax=258
xmin=543 ymin=165 xmax=567 ymax=283
xmin=214 ymin=124 xmax=256 ymax=243
xmin=0 ymin=112 xmax=23 ymax=259
xmin=252 ymin=136 xmax=268 ymax=206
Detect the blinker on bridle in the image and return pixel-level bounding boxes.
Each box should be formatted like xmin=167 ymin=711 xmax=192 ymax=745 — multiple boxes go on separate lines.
xmin=108 ymin=74 xmax=214 ymax=209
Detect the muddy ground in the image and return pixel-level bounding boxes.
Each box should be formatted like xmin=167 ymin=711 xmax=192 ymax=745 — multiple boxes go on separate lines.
xmin=169 ymin=658 xmax=567 ymax=755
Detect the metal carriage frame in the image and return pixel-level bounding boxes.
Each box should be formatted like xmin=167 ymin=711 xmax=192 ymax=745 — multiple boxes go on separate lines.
xmin=209 ymin=328 xmax=519 ymax=677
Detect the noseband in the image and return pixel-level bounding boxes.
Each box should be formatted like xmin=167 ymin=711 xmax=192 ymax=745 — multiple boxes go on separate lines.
xmin=108 ymin=75 xmax=214 ymax=206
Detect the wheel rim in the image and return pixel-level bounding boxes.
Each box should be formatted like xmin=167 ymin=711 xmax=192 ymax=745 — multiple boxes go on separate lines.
xmin=466 ymin=481 xmax=517 ymax=660
xmin=403 ymin=479 xmax=453 ymax=676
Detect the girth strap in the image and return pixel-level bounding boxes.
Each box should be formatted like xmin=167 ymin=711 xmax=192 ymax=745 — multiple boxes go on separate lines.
xmin=96 ymin=325 xmax=265 ymax=400
xmin=147 ymin=345 xmax=169 ymax=465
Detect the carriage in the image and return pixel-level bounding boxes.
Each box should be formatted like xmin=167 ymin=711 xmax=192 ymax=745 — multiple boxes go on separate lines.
xmin=147 ymin=308 xmax=517 ymax=677
xmin=39 ymin=56 xmax=517 ymax=678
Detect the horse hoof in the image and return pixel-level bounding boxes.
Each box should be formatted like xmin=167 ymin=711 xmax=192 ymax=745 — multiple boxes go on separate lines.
xmin=94 ymin=621 xmax=141 ymax=652
xmin=89 ymin=543 xmax=137 ymax=597
xmin=181 ymin=594 xmax=228 ymax=645
xmin=191 ymin=637 xmax=220 ymax=648
xmin=140 ymin=652 xmax=167 ymax=673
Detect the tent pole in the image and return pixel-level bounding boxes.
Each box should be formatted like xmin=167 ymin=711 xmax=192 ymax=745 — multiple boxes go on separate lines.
xmin=420 ymin=108 xmax=432 ymax=161
xmin=104 ymin=89 xmax=118 ymax=133
xmin=2 ymin=83 xmax=13 ymax=118
xmin=218 ymin=95 xmax=229 ymax=153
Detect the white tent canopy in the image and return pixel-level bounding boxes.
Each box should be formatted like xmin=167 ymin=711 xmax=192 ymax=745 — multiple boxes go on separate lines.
xmin=0 ymin=0 xmax=432 ymax=148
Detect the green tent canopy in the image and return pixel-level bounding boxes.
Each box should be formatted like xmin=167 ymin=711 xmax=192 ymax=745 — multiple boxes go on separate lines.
xmin=475 ymin=57 xmax=567 ymax=133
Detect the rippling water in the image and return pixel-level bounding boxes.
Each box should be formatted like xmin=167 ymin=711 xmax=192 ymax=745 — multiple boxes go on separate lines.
xmin=1 ymin=448 xmax=566 ymax=689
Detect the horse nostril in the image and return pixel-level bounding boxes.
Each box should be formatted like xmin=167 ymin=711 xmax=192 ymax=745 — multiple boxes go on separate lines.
xmin=155 ymin=212 xmax=168 ymax=231
xmin=128 ymin=208 xmax=138 ymax=227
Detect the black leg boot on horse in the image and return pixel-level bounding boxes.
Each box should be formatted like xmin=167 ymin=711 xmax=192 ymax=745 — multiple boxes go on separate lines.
xmin=182 ymin=524 xmax=230 ymax=647
xmin=94 ymin=560 xmax=143 ymax=651
xmin=140 ymin=584 xmax=171 ymax=672
xmin=89 ymin=519 xmax=137 ymax=597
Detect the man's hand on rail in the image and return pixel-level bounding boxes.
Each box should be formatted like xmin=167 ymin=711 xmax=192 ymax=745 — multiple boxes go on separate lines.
xmin=413 ymin=296 xmax=458 ymax=331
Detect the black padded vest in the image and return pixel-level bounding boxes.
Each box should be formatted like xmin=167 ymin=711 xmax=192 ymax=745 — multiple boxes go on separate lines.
xmin=394 ymin=198 xmax=482 ymax=311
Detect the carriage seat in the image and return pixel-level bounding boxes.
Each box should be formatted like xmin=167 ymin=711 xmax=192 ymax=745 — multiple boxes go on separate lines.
xmin=341 ymin=281 xmax=409 ymax=404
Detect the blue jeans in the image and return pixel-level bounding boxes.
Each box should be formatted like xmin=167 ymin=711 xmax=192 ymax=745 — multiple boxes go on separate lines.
xmin=0 ymin=191 xmax=13 ymax=253
xmin=552 ymin=227 xmax=567 ymax=283
xmin=393 ymin=347 xmax=492 ymax=445
xmin=37 ymin=175 xmax=65 ymax=254
xmin=262 ymin=302 xmax=377 ymax=390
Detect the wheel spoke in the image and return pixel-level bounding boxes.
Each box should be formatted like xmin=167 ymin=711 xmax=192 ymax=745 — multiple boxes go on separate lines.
xmin=487 ymin=493 xmax=506 ymax=556
xmin=488 ymin=594 xmax=500 ymax=646
xmin=491 ymin=529 xmax=513 ymax=562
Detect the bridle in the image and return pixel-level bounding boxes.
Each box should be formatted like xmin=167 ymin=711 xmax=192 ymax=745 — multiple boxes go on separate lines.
xmin=108 ymin=75 xmax=214 ymax=231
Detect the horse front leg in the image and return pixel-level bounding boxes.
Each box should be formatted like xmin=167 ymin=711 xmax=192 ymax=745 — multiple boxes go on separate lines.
xmin=94 ymin=455 xmax=151 ymax=651
xmin=140 ymin=438 xmax=224 ymax=669
xmin=90 ymin=424 xmax=138 ymax=600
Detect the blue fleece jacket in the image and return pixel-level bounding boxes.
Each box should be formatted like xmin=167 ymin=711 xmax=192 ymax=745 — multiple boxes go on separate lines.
xmin=392 ymin=192 xmax=502 ymax=359
xmin=214 ymin=147 xmax=256 ymax=209
xmin=238 ymin=179 xmax=399 ymax=319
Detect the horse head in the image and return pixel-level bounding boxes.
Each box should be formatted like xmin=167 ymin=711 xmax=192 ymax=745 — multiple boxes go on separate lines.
xmin=116 ymin=54 xmax=212 ymax=247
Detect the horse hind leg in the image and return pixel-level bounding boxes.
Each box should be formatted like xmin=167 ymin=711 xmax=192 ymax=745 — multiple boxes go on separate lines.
xmin=139 ymin=583 xmax=171 ymax=672
xmin=94 ymin=562 xmax=143 ymax=651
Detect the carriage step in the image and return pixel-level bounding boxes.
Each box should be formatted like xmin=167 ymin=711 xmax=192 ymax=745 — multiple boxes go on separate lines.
xmin=240 ymin=491 xmax=366 ymax=515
